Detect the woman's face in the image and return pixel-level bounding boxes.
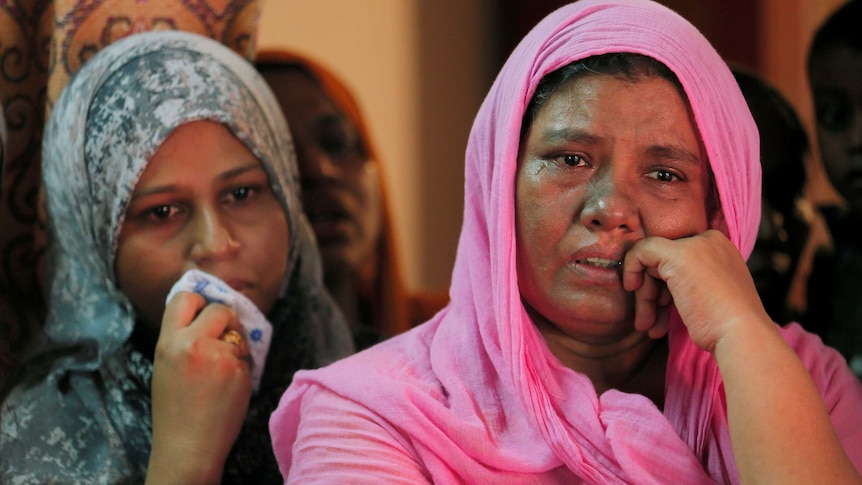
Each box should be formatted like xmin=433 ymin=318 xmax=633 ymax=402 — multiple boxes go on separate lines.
xmin=115 ymin=120 xmax=290 ymax=331
xmin=810 ymin=45 xmax=862 ymax=214
xmin=262 ymin=68 xmax=383 ymax=278
xmin=515 ymin=74 xmax=710 ymax=342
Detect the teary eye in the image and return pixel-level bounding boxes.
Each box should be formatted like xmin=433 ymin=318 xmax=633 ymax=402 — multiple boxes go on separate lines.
xmin=654 ymin=170 xmax=676 ymax=182
xmin=562 ymin=154 xmax=583 ymax=166
xmin=150 ymin=205 xmax=177 ymax=220
xmin=232 ymin=187 xmax=251 ymax=200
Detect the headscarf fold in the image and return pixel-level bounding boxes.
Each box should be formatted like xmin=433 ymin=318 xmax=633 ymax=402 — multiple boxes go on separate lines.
xmin=2 ymin=30 xmax=352 ymax=483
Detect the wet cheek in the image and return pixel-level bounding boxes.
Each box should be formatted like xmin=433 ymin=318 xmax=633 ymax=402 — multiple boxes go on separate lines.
xmin=645 ymin=213 xmax=706 ymax=238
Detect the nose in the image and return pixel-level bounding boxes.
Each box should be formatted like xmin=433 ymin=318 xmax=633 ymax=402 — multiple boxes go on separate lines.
xmin=296 ymin=143 xmax=340 ymax=188
xmin=189 ymin=207 xmax=240 ymax=264
xmin=579 ymin=166 xmax=639 ymax=232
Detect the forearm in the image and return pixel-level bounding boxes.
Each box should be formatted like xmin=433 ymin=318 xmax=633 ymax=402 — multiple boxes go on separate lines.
xmin=714 ymin=318 xmax=861 ymax=484
xmin=145 ymin=441 xmax=225 ymax=485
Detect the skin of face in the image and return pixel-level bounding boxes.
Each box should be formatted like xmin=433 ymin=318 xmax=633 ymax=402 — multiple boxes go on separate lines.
xmin=261 ymin=68 xmax=383 ymax=279
xmin=515 ymin=74 xmax=710 ymax=346
xmin=810 ymin=45 xmax=862 ymax=213
xmin=115 ymin=120 xmax=290 ymax=332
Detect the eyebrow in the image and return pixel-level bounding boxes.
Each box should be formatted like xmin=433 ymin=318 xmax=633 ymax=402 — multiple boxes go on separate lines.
xmin=131 ymin=161 xmax=264 ymax=200
xmin=646 ymin=145 xmax=701 ymax=165
xmin=541 ymin=128 xmax=700 ymax=164
xmin=542 ymin=128 xmax=602 ymax=145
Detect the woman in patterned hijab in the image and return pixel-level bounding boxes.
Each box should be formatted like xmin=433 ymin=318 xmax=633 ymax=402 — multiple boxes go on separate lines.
xmin=0 ymin=30 xmax=353 ymax=483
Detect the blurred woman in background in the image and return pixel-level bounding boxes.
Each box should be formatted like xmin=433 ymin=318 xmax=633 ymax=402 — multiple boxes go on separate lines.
xmin=256 ymin=51 xmax=448 ymax=349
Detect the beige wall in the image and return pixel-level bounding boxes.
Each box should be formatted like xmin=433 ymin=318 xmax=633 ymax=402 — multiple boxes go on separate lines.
xmin=257 ymin=0 xmax=493 ymax=293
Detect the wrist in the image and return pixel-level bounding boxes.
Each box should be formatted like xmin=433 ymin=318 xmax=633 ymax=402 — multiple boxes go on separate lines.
xmin=147 ymin=438 xmax=226 ymax=485
xmin=711 ymin=312 xmax=778 ymax=363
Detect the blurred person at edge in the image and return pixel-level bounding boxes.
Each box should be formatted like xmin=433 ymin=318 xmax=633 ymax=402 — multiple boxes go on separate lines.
xmin=805 ymin=0 xmax=862 ymax=377
xmin=732 ymin=67 xmax=818 ymax=324
xmin=256 ymin=50 xmax=449 ymax=350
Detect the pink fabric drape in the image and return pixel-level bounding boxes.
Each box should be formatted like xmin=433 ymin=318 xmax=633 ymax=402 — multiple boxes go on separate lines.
xmin=271 ymin=0 xmax=862 ymax=482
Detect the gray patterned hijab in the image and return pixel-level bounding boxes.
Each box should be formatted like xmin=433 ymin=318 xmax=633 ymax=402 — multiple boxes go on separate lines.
xmin=1 ymin=31 xmax=353 ymax=483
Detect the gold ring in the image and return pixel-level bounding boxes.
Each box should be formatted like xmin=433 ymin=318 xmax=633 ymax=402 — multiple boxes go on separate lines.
xmin=220 ymin=329 xmax=247 ymax=353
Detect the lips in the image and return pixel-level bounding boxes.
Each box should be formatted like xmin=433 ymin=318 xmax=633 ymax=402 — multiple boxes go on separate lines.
xmin=570 ymin=243 xmax=626 ymax=269
xmin=578 ymin=256 xmax=623 ymax=269
xmin=224 ymin=278 xmax=251 ymax=293
xmin=567 ymin=244 xmax=627 ymax=284
xmin=302 ymin=191 xmax=356 ymax=242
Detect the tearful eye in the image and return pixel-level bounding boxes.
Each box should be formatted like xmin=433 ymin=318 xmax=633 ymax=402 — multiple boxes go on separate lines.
xmin=223 ymin=185 xmax=263 ymax=205
xmin=562 ymin=154 xmax=584 ymax=167
xmin=150 ymin=205 xmax=176 ymax=220
xmin=232 ymin=187 xmax=251 ymax=200
xmin=655 ymin=170 xmax=675 ymax=182
xmin=649 ymin=170 xmax=679 ymax=182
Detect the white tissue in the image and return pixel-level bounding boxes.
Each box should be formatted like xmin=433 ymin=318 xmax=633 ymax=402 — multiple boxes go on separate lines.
xmin=165 ymin=269 xmax=273 ymax=393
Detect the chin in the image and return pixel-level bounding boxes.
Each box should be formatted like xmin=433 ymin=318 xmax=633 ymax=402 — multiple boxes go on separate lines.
xmin=530 ymin=295 xmax=632 ymax=328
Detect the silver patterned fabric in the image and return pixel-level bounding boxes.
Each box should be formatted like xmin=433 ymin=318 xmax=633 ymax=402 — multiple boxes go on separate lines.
xmin=0 ymin=30 xmax=353 ymax=484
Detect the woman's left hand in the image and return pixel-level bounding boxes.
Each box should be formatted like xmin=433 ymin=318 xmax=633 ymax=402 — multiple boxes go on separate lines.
xmin=621 ymin=229 xmax=772 ymax=352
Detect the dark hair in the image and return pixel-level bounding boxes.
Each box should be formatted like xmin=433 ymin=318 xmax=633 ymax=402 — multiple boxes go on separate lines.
xmin=732 ymin=68 xmax=809 ymax=214
xmin=521 ymin=53 xmax=683 ymax=142
xmin=807 ymin=0 xmax=862 ymax=70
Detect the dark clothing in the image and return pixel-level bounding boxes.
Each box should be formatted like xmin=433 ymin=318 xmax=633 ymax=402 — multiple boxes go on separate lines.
xmin=806 ymin=205 xmax=862 ymax=376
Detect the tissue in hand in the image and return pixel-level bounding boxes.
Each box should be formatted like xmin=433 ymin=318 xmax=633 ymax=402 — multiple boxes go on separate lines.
xmin=165 ymin=269 xmax=273 ymax=393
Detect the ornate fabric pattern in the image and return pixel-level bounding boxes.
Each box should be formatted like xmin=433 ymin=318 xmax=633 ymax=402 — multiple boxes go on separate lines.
xmin=0 ymin=31 xmax=353 ymax=483
xmin=0 ymin=2 xmax=53 ymax=397
xmin=47 ymin=0 xmax=259 ymax=108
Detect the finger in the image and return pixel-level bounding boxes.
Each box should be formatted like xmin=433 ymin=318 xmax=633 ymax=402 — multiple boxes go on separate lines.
xmin=622 ymin=254 xmax=645 ymax=292
xmin=633 ymin=272 xmax=660 ymax=332
xmin=191 ymin=303 xmax=240 ymax=339
xmin=647 ymin=303 xmax=671 ymax=339
xmin=622 ymin=237 xmax=671 ymax=291
xmin=188 ymin=304 xmax=248 ymax=360
xmin=219 ymin=329 xmax=251 ymax=360
xmin=161 ymin=291 xmax=208 ymax=333
xmin=658 ymin=284 xmax=673 ymax=307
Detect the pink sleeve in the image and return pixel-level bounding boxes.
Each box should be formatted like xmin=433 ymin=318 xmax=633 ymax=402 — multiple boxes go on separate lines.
xmin=282 ymin=385 xmax=433 ymax=484
xmin=819 ymin=351 xmax=862 ymax=472
xmin=782 ymin=323 xmax=862 ymax=472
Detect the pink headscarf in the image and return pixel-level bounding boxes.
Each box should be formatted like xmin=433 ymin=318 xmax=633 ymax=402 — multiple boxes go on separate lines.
xmin=273 ymin=0 xmax=859 ymax=482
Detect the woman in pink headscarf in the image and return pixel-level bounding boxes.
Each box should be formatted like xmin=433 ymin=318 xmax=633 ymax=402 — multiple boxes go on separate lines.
xmin=270 ymin=0 xmax=862 ymax=482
